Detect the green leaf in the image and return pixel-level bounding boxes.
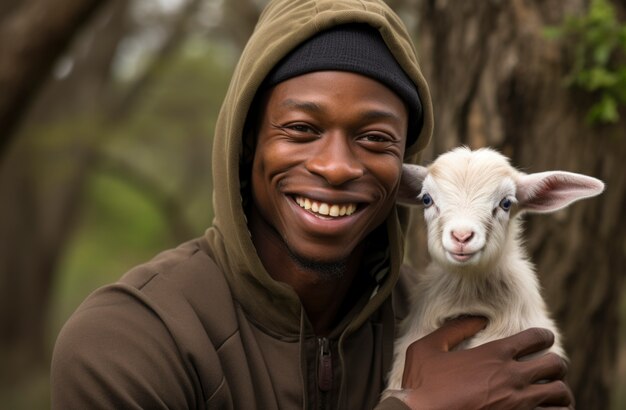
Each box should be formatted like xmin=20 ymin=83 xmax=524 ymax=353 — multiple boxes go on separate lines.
xmin=587 ymin=67 xmax=618 ymax=90
xmin=544 ymin=0 xmax=626 ymax=127
xmin=543 ymin=26 xmax=564 ymax=39
xmin=586 ymin=94 xmax=619 ymax=124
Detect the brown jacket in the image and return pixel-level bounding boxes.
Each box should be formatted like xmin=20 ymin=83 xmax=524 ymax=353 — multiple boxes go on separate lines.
xmin=51 ymin=0 xmax=434 ymax=408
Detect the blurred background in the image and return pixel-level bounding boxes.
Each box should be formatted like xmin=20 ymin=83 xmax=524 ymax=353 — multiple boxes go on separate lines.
xmin=0 ymin=0 xmax=624 ymax=408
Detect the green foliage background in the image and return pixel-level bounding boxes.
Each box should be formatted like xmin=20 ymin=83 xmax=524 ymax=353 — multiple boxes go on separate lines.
xmin=1 ymin=41 xmax=235 ymax=409
xmin=49 ymin=41 xmax=234 ymax=335
xmin=545 ymin=0 xmax=626 ymax=124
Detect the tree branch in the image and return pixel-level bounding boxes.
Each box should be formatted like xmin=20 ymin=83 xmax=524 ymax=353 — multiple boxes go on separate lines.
xmin=108 ymin=0 xmax=203 ymax=122
xmin=0 ymin=0 xmax=109 ymax=159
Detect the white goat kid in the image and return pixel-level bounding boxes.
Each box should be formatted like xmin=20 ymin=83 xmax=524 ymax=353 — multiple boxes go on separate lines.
xmin=385 ymin=147 xmax=604 ymax=393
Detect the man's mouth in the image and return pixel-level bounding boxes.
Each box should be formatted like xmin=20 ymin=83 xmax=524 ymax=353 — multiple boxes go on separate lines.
xmin=294 ymin=196 xmax=357 ymax=218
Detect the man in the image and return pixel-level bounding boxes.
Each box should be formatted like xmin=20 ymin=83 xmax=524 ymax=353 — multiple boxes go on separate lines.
xmin=51 ymin=0 xmax=573 ymax=408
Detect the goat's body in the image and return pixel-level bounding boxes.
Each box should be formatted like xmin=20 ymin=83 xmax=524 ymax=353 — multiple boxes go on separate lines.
xmin=381 ymin=147 xmax=604 ymax=396
xmin=386 ymin=222 xmax=563 ymax=391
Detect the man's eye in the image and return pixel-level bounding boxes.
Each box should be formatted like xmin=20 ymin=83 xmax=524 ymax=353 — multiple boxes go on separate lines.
xmin=286 ymin=124 xmax=316 ymax=133
xmin=363 ymin=134 xmax=389 ymax=142
xmin=359 ymin=133 xmax=397 ymax=144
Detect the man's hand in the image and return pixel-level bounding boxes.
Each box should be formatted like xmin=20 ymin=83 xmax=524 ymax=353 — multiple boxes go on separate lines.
xmin=398 ymin=316 xmax=574 ymax=410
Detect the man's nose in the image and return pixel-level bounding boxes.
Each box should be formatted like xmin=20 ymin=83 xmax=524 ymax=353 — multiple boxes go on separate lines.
xmin=305 ymin=133 xmax=365 ymax=185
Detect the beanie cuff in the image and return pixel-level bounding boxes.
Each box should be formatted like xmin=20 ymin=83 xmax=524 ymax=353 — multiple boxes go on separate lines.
xmin=263 ymin=24 xmax=423 ymax=144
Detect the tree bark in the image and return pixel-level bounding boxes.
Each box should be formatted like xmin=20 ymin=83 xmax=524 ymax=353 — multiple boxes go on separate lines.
xmin=0 ymin=0 xmax=123 ymax=383
xmin=409 ymin=0 xmax=625 ymax=408
xmin=0 ymin=0 xmax=204 ymax=386
xmin=0 ymin=0 xmax=108 ymax=158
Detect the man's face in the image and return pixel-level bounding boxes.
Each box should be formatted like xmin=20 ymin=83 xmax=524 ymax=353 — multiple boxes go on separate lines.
xmin=250 ymin=71 xmax=408 ymax=265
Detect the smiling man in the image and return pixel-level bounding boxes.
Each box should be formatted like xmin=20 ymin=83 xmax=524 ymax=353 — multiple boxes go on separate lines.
xmin=51 ymin=1 xmax=573 ymax=409
xmin=248 ymin=68 xmax=410 ymax=335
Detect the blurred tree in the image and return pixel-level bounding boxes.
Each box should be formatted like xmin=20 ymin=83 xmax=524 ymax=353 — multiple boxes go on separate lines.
xmin=0 ymin=0 xmax=127 ymax=387
xmin=214 ymin=0 xmax=263 ymax=50
xmin=0 ymin=0 xmax=216 ymax=393
xmin=0 ymin=0 xmax=109 ymax=157
xmin=406 ymin=0 xmax=625 ymax=408
xmin=110 ymin=0 xmax=204 ymax=122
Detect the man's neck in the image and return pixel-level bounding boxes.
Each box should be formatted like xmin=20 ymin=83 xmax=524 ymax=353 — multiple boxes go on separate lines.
xmin=282 ymin=247 xmax=365 ymax=336
xmin=248 ymin=209 xmax=365 ymax=335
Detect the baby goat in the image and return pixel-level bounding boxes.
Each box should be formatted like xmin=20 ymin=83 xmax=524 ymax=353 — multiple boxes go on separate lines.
xmin=385 ymin=147 xmax=604 ymax=393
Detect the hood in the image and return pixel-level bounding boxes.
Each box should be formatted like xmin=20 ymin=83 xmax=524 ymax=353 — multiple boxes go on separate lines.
xmin=205 ymin=0 xmax=433 ymax=337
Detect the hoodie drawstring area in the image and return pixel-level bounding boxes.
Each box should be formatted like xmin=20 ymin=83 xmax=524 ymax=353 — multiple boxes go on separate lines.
xmin=317 ymin=337 xmax=332 ymax=392
xmin=317 ymin=337 xmax=332 ymax=408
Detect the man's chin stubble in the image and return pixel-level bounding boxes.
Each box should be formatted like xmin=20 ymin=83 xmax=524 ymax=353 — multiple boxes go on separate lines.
xmin=286 ymin=246 xmax=347 ymax=281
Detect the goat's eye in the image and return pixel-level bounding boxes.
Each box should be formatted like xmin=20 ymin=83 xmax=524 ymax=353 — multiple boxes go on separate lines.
xmin=499 ymin=197 xmax=513 ymax=211
xmin=421 ymin=193 xmax=434 ymax=207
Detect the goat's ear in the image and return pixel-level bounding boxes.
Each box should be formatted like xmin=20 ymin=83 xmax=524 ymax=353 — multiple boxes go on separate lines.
xmin=516 ymin=171 xmax=605 ymax=213
xmin=397 ymin=164 xmax=428 ymax=205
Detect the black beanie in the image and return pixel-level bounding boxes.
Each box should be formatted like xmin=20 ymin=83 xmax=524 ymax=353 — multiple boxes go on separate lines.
xmin=263 ymin=24 xmax=423 ymax=145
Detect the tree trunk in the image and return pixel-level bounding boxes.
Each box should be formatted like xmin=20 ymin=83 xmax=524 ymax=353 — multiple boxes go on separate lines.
xmin=409 ymin=1 xmax=625 ymax=408
xmin=0 ymin=0 xmax=203 ymax=386
xmin=0 ymin=0 xmax=125 ymax=384
xmin=0 ymin=0 xmax=108 ymax=157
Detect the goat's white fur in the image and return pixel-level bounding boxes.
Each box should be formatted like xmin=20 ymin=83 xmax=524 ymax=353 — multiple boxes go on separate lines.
xmin=384 ymin=147 xmax=604 ymax=394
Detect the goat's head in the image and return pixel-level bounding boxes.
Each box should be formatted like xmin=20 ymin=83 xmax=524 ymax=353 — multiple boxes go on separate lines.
xmin=398 ymin=147 xmax=605 ymax=272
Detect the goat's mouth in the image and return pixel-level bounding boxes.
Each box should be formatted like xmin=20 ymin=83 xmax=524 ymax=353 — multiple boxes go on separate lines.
xmin=448 ymin=251 xmax=478 ymax=263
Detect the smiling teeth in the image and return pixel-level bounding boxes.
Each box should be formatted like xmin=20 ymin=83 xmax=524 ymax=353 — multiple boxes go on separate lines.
xmin=295 ymin=196 xmax=357 ymax=217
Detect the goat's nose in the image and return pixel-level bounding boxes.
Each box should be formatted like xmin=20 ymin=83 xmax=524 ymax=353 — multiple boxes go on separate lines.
xmin=451 ymin=230 xmax=474 ymax=244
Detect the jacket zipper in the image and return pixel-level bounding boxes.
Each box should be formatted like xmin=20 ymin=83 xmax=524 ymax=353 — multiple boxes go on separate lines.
xmin=317 ymin=337 xmax=332 ymax=408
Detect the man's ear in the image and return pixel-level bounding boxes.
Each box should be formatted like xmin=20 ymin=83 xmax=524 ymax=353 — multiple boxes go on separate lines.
xmin=516 ymin=171 xmax=605 ymax=213
xmin=397 ymin=164 xmax=428 ymax=205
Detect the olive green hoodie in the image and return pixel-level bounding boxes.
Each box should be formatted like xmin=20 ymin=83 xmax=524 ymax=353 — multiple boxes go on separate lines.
xmin=51 ymin=0 xmax=433 ymax=409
